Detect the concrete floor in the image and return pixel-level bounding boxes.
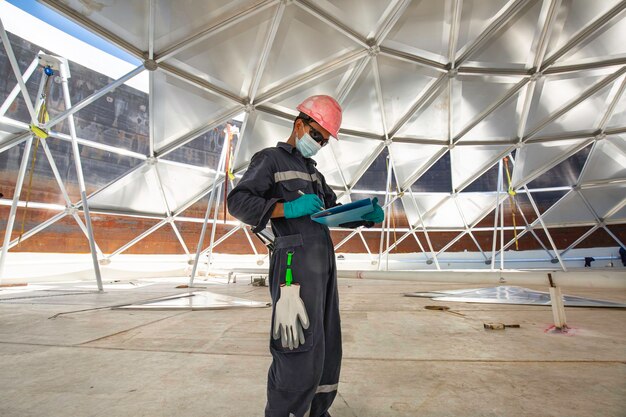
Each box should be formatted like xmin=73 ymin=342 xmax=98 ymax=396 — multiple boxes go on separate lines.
xmin=0 ymin=277 xmax=624 ymax=417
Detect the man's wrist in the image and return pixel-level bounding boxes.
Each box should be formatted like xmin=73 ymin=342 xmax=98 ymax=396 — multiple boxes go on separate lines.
xmin=271 ymin=202 xmax=285 ymax=218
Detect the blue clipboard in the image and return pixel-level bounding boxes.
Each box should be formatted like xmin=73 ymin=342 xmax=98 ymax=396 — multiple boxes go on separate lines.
xmin=311 ymin=198 xmax=374 ymax=227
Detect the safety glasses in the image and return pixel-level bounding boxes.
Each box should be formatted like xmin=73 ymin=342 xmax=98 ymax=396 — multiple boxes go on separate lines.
xmin=303 ymin=120 xmax=329 ymax=147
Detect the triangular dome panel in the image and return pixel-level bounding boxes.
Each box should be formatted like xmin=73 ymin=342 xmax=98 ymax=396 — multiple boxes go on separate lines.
xmin=388 ymin=142 xmax=446 ymax=190
xmin=532 ymin=80 xmax=615 ymax=137
xmin=455 ymin=0 xmax=510 ymax=56
xmin=511 ymin=138 xmax=588 ymax=188
xmin=541 ymin=191 xmax=595 ymax=226
xmin=154 ymin=1 xmax=262 ymax=53
xmin=525 ymin=73 xmax=608 ymax=135
xmin=455 ymin=192 xmax=501 ymax=226
xmin=452 ymin=76 xmax=520 ymax=138
xmin=579 ymin=136 xmax=626 ymax=183
xmin=316 ymin=135 xmax=382 ymax=188
xmin=340 ymin=61 xmax=385 ymax=135
xmin=164 ymin=4 xmax=276 ymax=97
xmin=451 ymin=145 xmax=511 ymax=192
xmin=378 ymin=55 xmax=440 ymax=132
xmin=457 ymin=91 xmax=522 ymax=142
xmin=401 ymin=192 xmax=449 ymax=228
xmin=232 ymin=111 xmax=293 ymax=172
xmin=352 ymin=147 xmax=391 ymax=191
xmin=382 ymin=0 xmax=448 ymax=61
xmin=544 ymin=0 xmax=622 ymax=59
xmin=152 ymin=70 xmax=235 ymax=153
xmin=579 ymin=183 xmax=626 ymax=220
xmin=89 ymin=164 xmax=168 ymax=215
xmin=309 ymin=0 xmax=395 ymax=40
xmin=465 ymin=0 xmax=542 ymax=68
xmin=156 ymin=162 xmax=219 ymax=213
xmin=557 ymin=15 xmax=626 ymax=66
xmin=256 ymin=3 xmax=361 ymax=95
xmin=265 ymin=61 xmax=360 ymax=116
xmin=397 ymin=85 xmax=449 ymax=139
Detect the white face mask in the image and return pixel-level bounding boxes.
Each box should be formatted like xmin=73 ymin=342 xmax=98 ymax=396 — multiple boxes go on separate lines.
xmin=295 ymin=132 xmax=322 ymax=158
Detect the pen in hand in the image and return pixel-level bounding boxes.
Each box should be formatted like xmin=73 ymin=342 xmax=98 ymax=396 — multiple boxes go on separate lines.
xmin=298 ymin=190 xmax=325 ymax=211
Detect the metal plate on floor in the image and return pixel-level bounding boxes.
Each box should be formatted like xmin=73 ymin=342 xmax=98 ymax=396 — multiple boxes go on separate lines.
xmin=405 ymin=286 xmax=626 ymax=308
xmin=116 ymin=291 xmax=270 ymax=310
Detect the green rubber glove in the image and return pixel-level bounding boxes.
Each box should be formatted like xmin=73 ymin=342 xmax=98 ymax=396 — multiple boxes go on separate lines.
xmin=361 ymin=197 xmax=384 ymax=223
xmin=284 ymin=194 xmax=323 ymax=219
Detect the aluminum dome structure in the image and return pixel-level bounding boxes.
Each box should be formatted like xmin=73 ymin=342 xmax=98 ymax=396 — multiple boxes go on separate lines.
xmin=0 ymin=0 xmax=625 ymax=286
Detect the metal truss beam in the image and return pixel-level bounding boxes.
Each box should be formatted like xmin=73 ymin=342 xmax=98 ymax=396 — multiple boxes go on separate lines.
xmin=0 ymin=19 xmax=36 ymax=120
xmin=558 ymin=224 xmax=599 ymax=258
xmin=0 ymin=131 xmax=30 ymax=154
xmin=378 ymin=46 xmax=448 ymax=72
xmin=335 ymin=56 xmax=371 ymax=105
xmin=148 ymin=0 xmax=155 ymax=60
xmin=0 ymin=55 xmax=38 ymax=119
xmin=249 ymin=2 xmax=286 ymax=103
xmin=0 ymin=211 xmax=67 ymax=253
xmin=544 ymin=57 xmax=626 ymax=75
xmin=598 ymin=74 xmax=626 ymax=131
xmin=1 ymin=116 xmax=148 ymax=160
xmin=490 ymin=160 xmax=503 ymax=269
xmin=372 ymin=57 xmax=390 ymax=139
xmin=199 ymin=224 xmax=243 ymax=257
xmin=447 ymin=0 xmax=463 ymax=68
xmin=189 ymin=131 xmax=229 ymax=285
xmin=523 ymin=185 xmax=566 ymax=270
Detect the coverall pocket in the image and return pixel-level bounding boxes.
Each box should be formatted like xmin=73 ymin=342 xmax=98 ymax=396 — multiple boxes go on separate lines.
xmin=279 ymin=178 xmax=312 ymax=201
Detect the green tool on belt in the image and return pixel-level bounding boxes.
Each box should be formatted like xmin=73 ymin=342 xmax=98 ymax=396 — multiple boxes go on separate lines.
xmin=285 ymin=251 xmax=293 ymax=286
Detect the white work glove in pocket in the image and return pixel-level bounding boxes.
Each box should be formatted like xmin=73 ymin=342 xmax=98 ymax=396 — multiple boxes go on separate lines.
xmin=272 ymin=284 xmax=310 ymax=350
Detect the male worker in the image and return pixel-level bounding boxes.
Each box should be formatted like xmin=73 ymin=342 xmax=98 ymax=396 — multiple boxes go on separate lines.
xmin=227 ymin=95 xmax=384 ymax=417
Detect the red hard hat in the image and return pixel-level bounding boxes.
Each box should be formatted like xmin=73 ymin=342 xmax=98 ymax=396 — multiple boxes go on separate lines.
xmin=296 ymin=95 xmax=342 ymax=139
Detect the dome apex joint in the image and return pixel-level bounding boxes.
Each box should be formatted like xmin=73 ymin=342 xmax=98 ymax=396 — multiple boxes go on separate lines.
xmin=146 ymin=156 xmax=158 ymax=166
xmin=143 ymin=59 xmax=158 ymax=71
xmin=367 ymin=45 xmax=380 ymax=57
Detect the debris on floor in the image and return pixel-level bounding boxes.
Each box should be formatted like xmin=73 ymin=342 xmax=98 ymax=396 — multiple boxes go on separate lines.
xmin=483 ymin=322 xmax=521 ymax=330
xmin=116 ymin=291 xmax=270 ymax=310
xmin=406 ymin=286 xmax=626 ymax=307
xmin=251 ymin=276 xmax=267 ymax=287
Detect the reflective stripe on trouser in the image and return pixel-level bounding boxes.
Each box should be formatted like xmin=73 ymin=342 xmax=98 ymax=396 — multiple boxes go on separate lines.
xmin=265 ymin=231 xmax=342 ymax=417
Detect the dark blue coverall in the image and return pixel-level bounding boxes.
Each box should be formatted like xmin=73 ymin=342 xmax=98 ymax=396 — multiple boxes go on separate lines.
xmin=227 ymin=142 xmax=341 ymax=417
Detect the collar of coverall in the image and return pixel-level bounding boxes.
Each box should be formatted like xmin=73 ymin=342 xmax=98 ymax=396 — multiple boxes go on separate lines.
xmin=277 ymin=141 xmax=318 ymax=166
